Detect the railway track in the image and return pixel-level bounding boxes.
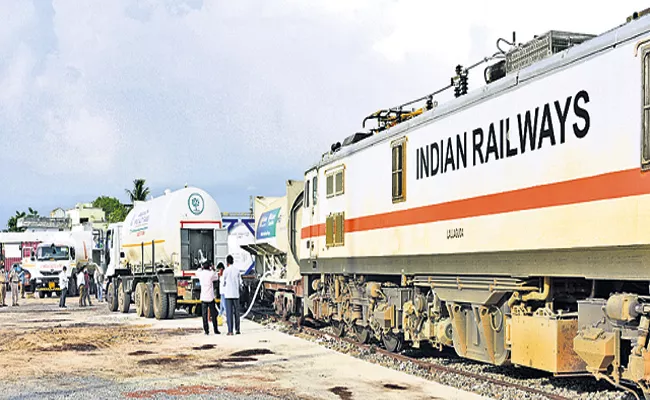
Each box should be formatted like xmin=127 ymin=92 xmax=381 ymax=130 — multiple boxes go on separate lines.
xmin=246 ymin=308 xmax=633 ymax=400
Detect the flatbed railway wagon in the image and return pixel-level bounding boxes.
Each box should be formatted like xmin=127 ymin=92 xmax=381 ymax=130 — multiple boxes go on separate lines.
xmin=104 ymin=187 xmax=228 ymax=319
xmin=291 ymin=8 xmax=650 ymax=398
xmin=242 ymin=180 xmax=305 ymax=319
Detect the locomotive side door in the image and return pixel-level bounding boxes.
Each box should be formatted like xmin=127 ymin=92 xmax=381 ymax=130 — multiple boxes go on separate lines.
xmin=310 ymin=170 xmax=319 ymax=260
xmin=304 ymin=169 xmax=319 ymax=261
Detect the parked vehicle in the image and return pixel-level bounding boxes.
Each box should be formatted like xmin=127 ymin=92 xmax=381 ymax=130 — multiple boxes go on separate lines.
xmin=105 ymin=186 xmax=228 ymax=319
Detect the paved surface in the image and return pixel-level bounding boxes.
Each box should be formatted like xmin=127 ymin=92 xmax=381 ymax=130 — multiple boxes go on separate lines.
xmin=0 ymin=296 xmax=489 ymax=400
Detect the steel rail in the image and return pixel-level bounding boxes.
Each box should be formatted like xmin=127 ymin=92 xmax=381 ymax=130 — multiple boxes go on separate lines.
xmin=247 ymin=310 xmax=572 ymax=400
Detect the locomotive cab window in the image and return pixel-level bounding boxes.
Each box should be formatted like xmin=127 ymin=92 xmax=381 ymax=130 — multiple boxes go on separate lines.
xmin=392 ymin=137 xmax=407 ymax=203
xmin=643 ymin=47 xmax=650 ymax=169
xmin=312 ymin=176 xmax=318 ymax=205
xmin=304 ymin=180 xmax=310 ymax=208
xmin=326 ymin=166 xmax=345 ymax=198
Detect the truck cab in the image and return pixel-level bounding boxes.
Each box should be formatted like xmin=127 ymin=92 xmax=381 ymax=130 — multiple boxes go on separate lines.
xmin=28 ymin=241 xmax=76 ymax=297
xmin=103 ymin=223 xmax=124 ymax=280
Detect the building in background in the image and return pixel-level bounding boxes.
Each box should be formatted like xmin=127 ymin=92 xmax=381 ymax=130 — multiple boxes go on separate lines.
xmin=50 ymin=208 xmax=66 ymax=219
xmin=65 ymin=203 xmax=107 ymax=231
xmin=17 ymin=216 xmax=70 ymax=232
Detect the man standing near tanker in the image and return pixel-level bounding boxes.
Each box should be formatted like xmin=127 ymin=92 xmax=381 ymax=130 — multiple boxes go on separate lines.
xmin=59 ymin=266 xmax=68 ymax=308
xmin=222 ymin=255 xmax=242 ymax=335
xmin=196 ymin=261 xmax=221 ymax=335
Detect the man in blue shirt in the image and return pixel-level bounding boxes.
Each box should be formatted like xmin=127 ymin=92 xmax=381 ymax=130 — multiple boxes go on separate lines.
xmin=18 ymin=265 xmax=26 ymax=299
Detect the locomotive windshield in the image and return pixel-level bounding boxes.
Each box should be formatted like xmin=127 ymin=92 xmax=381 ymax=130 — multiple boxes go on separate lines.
xmin=36 ymin=245 xmax=70 ymax=261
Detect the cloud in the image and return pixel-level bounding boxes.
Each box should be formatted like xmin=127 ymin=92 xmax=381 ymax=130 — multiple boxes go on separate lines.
xmin=0 ymin=0 xmax=646 ymax=226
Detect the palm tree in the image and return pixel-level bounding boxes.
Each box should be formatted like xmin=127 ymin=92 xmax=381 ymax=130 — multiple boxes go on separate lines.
xmin=125 ymin=179 xmax=150 ymax=203
xmin=7 ymin=210 xmax=27 ymax=232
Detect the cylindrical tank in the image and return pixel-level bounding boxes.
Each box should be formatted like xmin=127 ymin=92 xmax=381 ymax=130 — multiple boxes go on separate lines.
xmin=227 ymin=222 xmax=255 ymax=274
xmin=122 ymin=187 xmax=222 ymax=269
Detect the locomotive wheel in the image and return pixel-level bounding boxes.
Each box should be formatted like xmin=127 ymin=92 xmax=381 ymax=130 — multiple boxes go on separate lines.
xmin=153 ymin=283 xmax=169 ymax=320
xmin=107 ymin=282 xmax=118 ymax=312
xmin=354 ymin=325 xmax=371 ymax=344
xmin=134 ymin=283 xmax=145 ymax=317
xmin=167 ymin=294 xmax=177 ymax=319
xmin=382 ymin=332 xmax=404 ymax=353
xmin=142 ymin=283 xmax=154 ymax=318
xmin=118 ymin=281 xmax=131 ymax=314
xmin=332 ymin=320 xmax=345 ymax=338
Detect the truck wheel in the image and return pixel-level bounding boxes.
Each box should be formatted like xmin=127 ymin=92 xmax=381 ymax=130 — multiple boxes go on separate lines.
xmin=118 ymin=281 xmax=131 ymax=314
xmin=107 ymin=282 xmax=118 ymax=312
xmin=142 ymin=283 xmax=154 ymax=318
xmin=167 ymin=294 xmax=177 ymax=319
xmin=135 ymin=283 xmax=145 ymax=317
xmin=153 ymin=283 xmax=169 ymax=320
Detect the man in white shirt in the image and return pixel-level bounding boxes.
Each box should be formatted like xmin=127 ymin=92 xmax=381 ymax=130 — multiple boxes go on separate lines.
xmin=77 ymin=269 xmax=86 ymax=307
xmin=222 ymin=255 xmax=242 ymax=335
xmin=217 ymin=263 xmax=226 ymax=317
xmin=195 ymin=261 xmax=221 ymax=335
xmin=59 ymin=266 xmax=69 ymax=308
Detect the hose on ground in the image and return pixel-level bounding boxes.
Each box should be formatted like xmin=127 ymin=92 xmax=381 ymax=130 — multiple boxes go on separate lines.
xmin=239 ymin=271 xmax=273 ymax=320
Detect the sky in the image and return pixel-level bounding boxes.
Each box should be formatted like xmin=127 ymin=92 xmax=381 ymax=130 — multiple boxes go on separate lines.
xmin=0 ymin=0 xmax=646 ymax=228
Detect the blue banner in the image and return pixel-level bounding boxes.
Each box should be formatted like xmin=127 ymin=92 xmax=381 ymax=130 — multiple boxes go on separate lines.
xmin=256 ymin=207 xmax=281 ymax=240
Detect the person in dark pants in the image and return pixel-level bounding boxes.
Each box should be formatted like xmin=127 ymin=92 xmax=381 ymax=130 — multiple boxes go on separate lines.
xmin=222 ymin=255 xmax=242 ymax=335
xmin=83 ymin=268 xmax=92 ymax=306
xmin=59 ymin=266 xmax=69 ymax=308
xmin=196 ymin=261 xmax=220 ymax=335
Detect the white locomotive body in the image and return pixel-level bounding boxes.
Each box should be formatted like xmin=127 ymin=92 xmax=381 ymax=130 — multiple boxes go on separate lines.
xmin=294 ymin=11 xmax=650 ymax=397
xmin=302 ymin=31 xmax=648 ymax=276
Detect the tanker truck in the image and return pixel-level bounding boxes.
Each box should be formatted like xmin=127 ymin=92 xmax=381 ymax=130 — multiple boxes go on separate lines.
xmin=104 ymin=186 xmax=228 ymax=319
xmin=22 ymin=229 xmax=101 ymax=298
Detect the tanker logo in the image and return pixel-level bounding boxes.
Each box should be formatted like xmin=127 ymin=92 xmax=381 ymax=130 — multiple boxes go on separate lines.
xmin=188 ymin=193 xmax=205 ymax=215
xmin=130 ymin=209 xmax=150 ymax=234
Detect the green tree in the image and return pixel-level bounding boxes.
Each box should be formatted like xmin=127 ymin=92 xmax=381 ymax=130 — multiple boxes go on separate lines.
xmin=92 ymin=196 xmax=128 ymax=223
xmin=6 ymin=208 xmax=38 ymax=232
xmin=125 ymin=179 xmax=150 ymax=203
xmin=108 ymin=205 xmax=129 ymax=223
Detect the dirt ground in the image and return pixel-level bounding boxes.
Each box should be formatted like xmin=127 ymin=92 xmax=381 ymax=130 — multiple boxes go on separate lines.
xmin=0 ymin=295 xmax=486 ymax=400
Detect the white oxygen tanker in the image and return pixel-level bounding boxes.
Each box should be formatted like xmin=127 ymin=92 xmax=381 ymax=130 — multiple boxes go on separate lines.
xmin=104 ymin=187 xmax=229 ymax=320
xmin=22 ymin=229 xmax=101 ymax=298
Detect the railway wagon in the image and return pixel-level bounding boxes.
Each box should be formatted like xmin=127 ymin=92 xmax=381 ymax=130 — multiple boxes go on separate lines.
xmin=292 ymin=9 xmax=650 ymax=398
xmin=243 ymin=180 xmax=305 ymax=318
